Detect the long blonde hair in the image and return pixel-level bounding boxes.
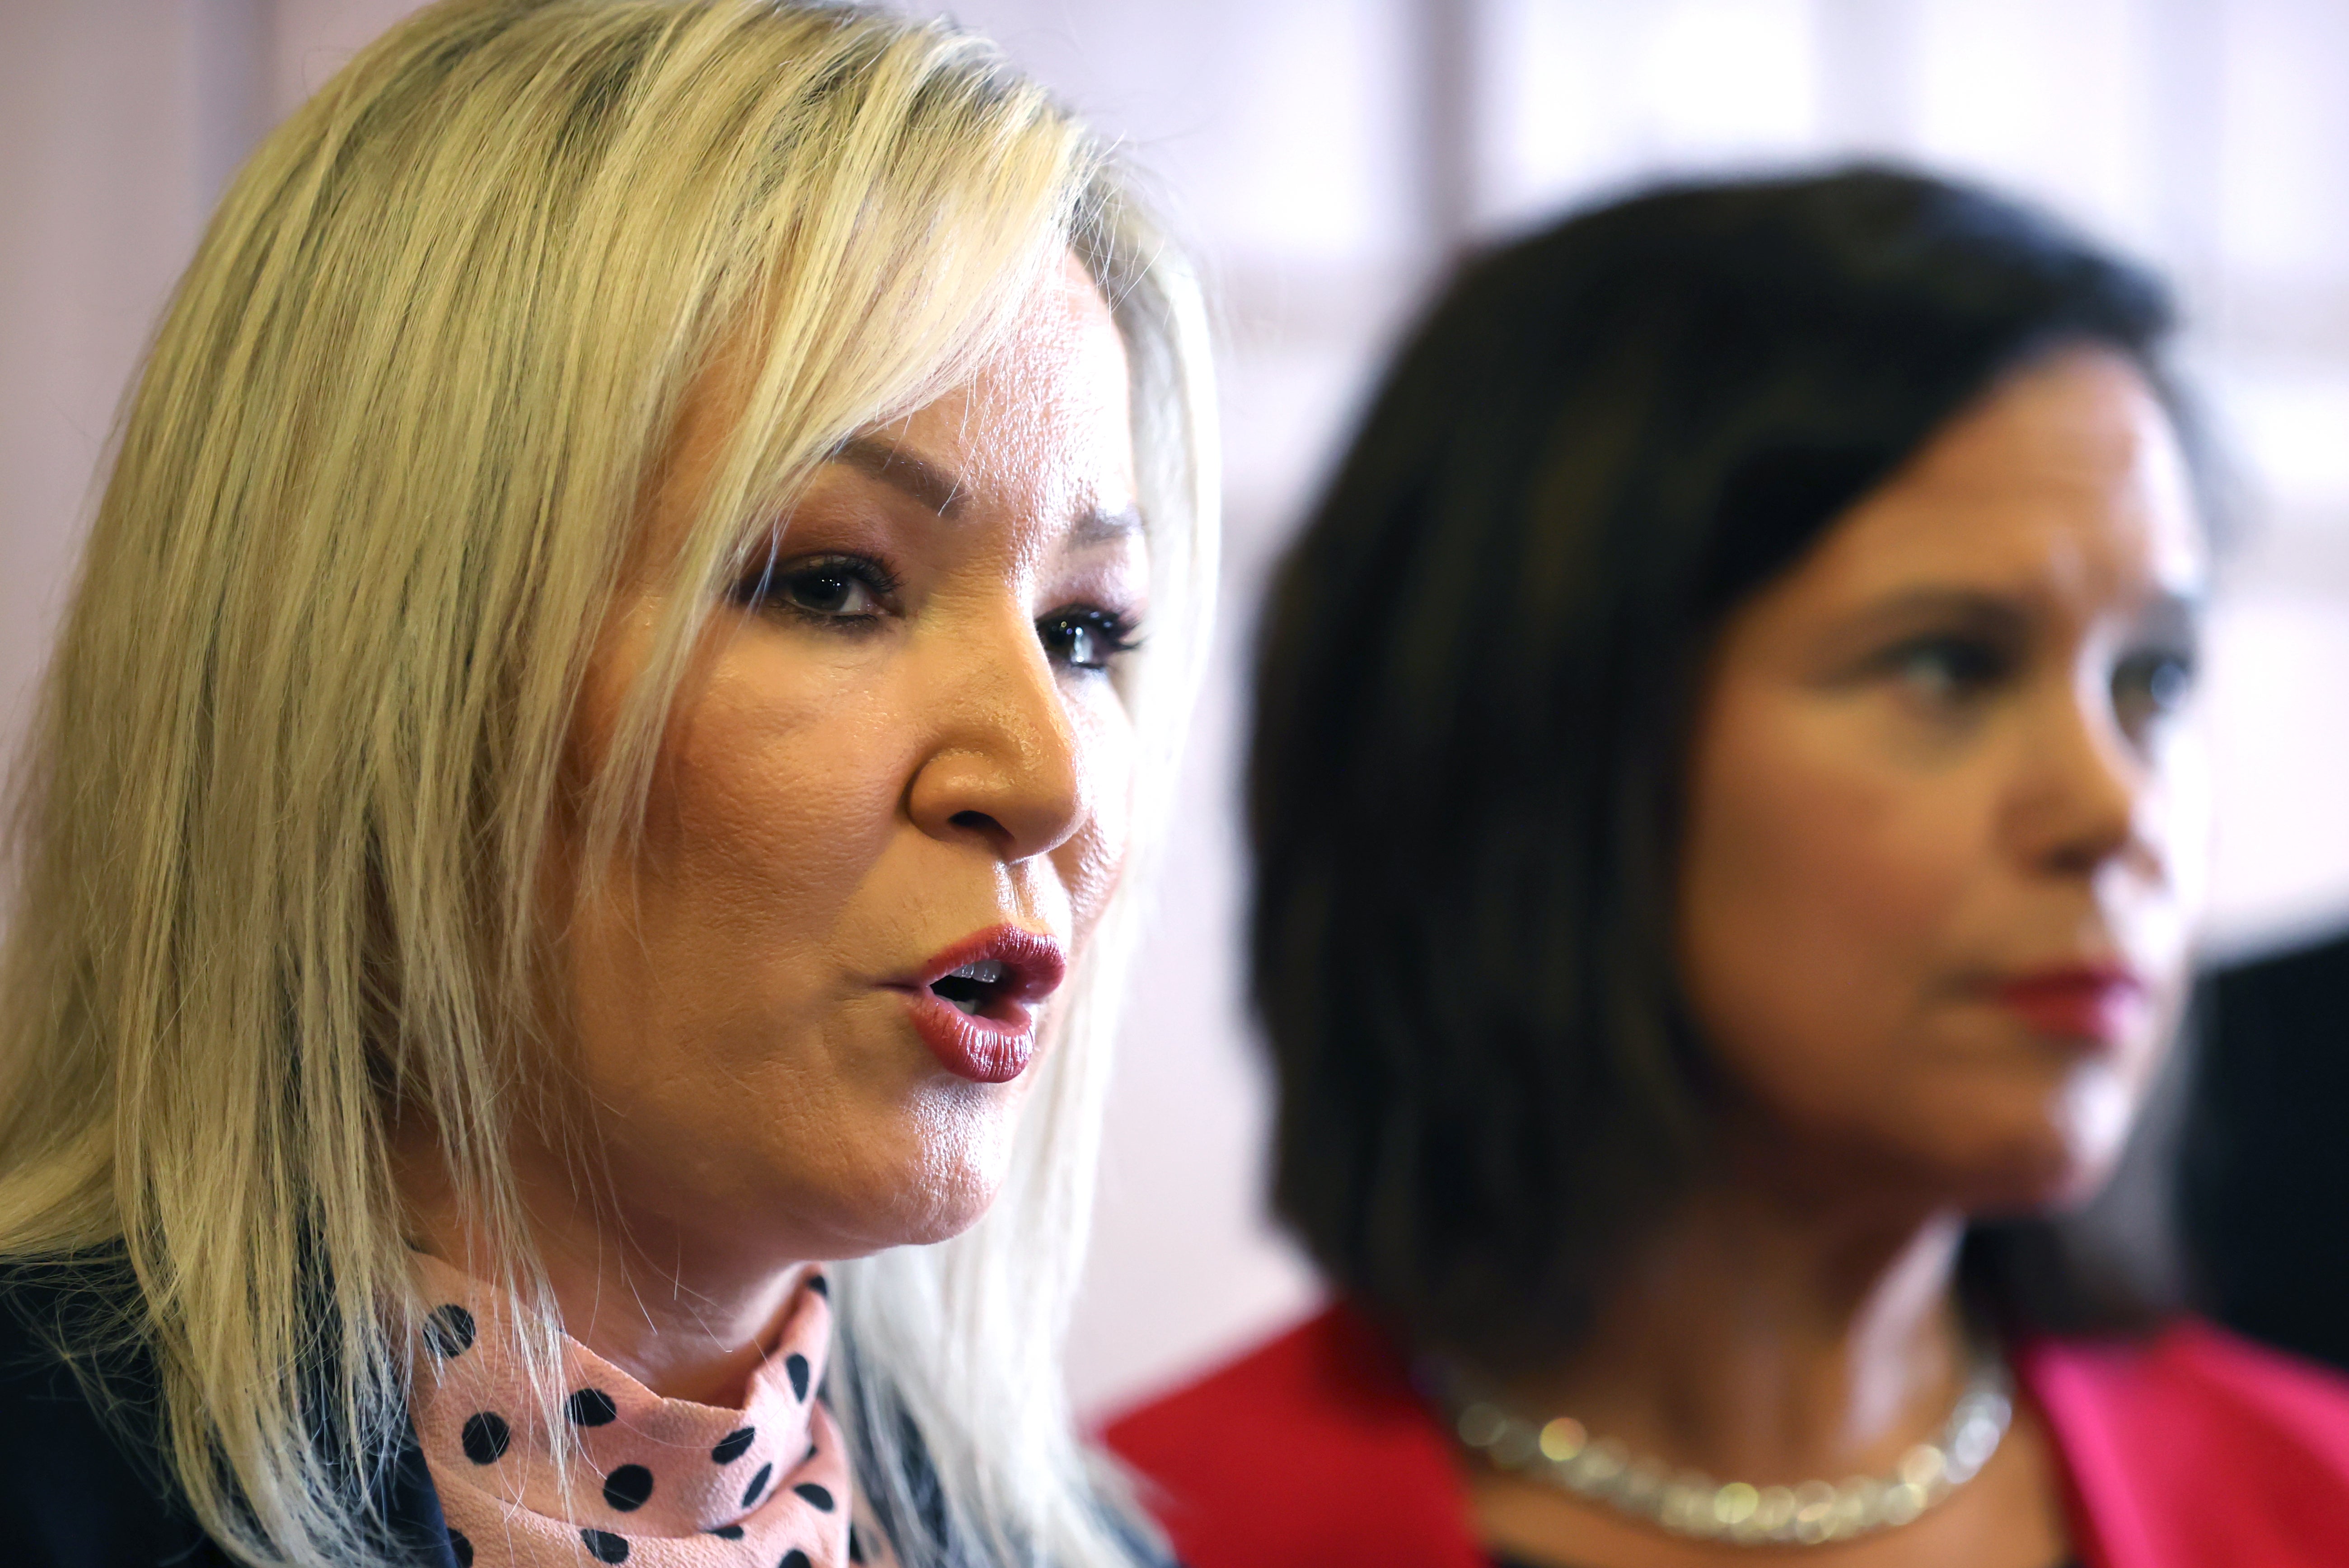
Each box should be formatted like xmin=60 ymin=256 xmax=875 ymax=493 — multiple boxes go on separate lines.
xmin=0 ymin=4 xmax=1216 ymax=1564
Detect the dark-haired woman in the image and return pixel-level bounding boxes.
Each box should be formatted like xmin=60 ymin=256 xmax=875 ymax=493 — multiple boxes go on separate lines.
xmin=1105 ymin=170 xmax=2349 ymax=1568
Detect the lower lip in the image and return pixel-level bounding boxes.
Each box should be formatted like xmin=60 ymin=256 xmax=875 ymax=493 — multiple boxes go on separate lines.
xmin=1993 ymin=979 xmax=2148 ymax=1045
xmin=897 ymin=988 xmax=1038 ymax=1084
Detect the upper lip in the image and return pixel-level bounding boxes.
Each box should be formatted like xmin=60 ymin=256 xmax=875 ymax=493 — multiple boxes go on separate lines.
xmin=1989 ymin=961 xmax=2148 ymax=999
xmin=892 ymin=924 xmax=1067 ymax=1011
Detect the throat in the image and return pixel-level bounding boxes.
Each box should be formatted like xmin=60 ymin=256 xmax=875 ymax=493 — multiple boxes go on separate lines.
xmin=1505 ymin=1203 xmax=1975 ymax=1484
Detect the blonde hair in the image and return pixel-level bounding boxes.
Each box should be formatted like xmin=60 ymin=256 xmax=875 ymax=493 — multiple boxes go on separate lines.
xmin=0 ymin=4 xmax=1216 ymax=1565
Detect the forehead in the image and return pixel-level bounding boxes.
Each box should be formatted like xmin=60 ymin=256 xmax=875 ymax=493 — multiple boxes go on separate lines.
xmin=1793 ymin=346 xmax=2204 ymax=607
xmin=877 ymin=253 xmax=1135 ymax=515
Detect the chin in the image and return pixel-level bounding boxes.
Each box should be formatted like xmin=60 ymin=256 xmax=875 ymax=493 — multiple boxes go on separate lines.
xmin=1958 ymin=1155 xmax=2101 ymax=1220
xmin=826 ymin=1097 xmax=1019 ymax=1251
xmin=760 ymin=1164 xmax=1002 ymax=1261
xmin=1893 ymin=1051 xmax=2141 ymax=1212
xmin=869 ymin=1160 xmax=1004 ymax=1246
xmin=1945 ymin=1120 xmax=2136 ymax=1219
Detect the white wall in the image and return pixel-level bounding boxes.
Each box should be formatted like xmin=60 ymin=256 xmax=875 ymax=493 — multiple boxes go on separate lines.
xmin=5 ymin=0 xmax=2347 ymax=1424
xmin=0 ymin=2 xmax=206 ymax=742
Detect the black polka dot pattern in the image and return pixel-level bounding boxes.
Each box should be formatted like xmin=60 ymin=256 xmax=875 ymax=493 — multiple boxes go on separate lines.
xmin=603 ymin=1463 xmax=655 ymax=1512
xmin=567 ymin=1387 xmax=618 ymax=1427
xmin=581 ymin=1526 xmax=631 ymax=1563
xmin=459 ymin=1412 xmax=510 ymax=1465
xmin=423 ymin=1304 xmax=477 ymax=1358
xmin=410 ymin=1254 xmax=851 ymax=1566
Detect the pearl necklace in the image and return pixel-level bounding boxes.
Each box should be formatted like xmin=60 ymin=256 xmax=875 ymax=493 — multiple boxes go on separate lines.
xmin=1440 ymin=1349 xmax=2013 ymax=1547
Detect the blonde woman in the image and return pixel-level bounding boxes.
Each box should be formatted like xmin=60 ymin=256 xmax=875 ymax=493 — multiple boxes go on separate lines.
xmin=0 ymin=4 xmax=1214 ymax=1567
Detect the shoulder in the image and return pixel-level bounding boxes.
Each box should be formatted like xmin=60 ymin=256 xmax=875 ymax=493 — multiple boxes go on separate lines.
xmin=0 ymin=1258 xmax=228 ymax=1565
xmin=2021 ymin=1318 xmax=2349 ymax=1566
xmin=2023 ymin=1316 xmax=2349 ymax=1461
xmin=1102 ymin=1304 xmax=1485 ymax=1568
xmin=0 ymin=1260 xmax=456 ymax=1567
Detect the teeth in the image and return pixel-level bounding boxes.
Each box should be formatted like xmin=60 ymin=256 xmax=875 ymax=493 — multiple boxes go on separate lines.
xmin=931 ymin=958 xmax=1011 ymax=1017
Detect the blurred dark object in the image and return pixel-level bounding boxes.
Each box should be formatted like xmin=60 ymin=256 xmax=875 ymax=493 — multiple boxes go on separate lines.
xmin=2185 ymin=930 xmax=2349 ymax=1374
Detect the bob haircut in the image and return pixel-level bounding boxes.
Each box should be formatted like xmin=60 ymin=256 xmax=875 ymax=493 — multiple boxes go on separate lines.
xmin=1249 ymin=167 xmax=2195 ymax=1375
xmin=0 ymin=3 xmax=1215 ymax=1566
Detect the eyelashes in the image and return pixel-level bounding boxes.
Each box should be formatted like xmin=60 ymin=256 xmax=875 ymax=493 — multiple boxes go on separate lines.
xmin=731 ymin=552 xmax=901 ymax=623
xmin=730 ymin=549 xmax=1142 ymax=672
xmin=1861 ymin=628 xmax=2199 ymax=740
xmin=2112 ymin=647 xmax=2197 ymax=731
xmin=1872 ymin=632 xmax=2017 ymax=707
xmin=1035 ymin=607 xmax=1142 ymax=672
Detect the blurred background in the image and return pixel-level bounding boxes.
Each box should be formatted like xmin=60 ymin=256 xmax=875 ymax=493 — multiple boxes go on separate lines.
xmin=5 ymin=0 xmax=2348 ymax=1419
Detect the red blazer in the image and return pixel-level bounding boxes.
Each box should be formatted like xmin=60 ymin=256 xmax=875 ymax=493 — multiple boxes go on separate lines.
xmin=1104 ymin=1306 xmax=2349 ymax=1568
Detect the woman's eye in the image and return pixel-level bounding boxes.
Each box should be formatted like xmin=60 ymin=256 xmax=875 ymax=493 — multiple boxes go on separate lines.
xmin=734 ymin=553 xmax=897 ymax=623
xmin=2113 ymin=648 xmax=2196 ymax=734
xmin=1037 ymin=607 xmax=1139 ymax=672
xmin=1881 ymin=635 xmax=2010 ymax=707
xmin=784 ymin=566 xmax=877 ymax=617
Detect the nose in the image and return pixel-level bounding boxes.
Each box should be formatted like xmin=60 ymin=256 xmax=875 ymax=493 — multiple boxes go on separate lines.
xmin=904 ymin=612 xmax=1089 ymax=863
xmin=2003 ymin=672 xmax=2157 ymax=882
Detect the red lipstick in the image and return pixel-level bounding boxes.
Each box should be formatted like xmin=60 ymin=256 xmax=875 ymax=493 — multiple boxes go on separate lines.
xmin=1991 ymin=965 xmax=2148 ymax=1045
xmin=889 ymin=925 xmax=1066 ymax=1083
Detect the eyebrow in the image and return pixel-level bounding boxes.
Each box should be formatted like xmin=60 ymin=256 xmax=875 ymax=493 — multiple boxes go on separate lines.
xmin=1070 ymin=502 xmax=1144 ymax=546
xmin=1839 ymin=587 xmax=2034 ymax=643
xmin=1854 ymin=583 xmax=2202 ymax=625
xmin=1824 ymin=583 xmax=2204 ymax=663
xmin=830 ymin=436 xmax=965 ymax=517
xmin=2137 ymin=586 xmax=2204 ymax=644
xmin=826 ymin=434 xmax=1144 ymax=545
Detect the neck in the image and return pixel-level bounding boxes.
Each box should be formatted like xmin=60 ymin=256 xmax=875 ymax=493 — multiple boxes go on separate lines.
xmin=392 ymin=1126 xmax=810 ymax=1409
xmin=1510 ymin=1174 xmax=1973 ymax=1484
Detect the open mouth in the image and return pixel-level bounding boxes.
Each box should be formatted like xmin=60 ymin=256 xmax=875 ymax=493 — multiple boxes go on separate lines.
xmin=928 ymin=960 xmax=1014 ymax=1019
xmin=894 ymin=926 xmax=1068 ymax=1084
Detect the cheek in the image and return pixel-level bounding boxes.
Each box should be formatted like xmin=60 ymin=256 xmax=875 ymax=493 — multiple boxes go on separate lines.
xmin=563 ymin=653 xmax=902 ymax=1114
xmin=2136 ymin=721 xmax=2212 ymax=956
xmin=556 ymin=672 xmax=855 ymax=1091
xmin=559 ymin=658 xmax=1022 ymax=1253
xmin=1680 ymin=692 xmax=1982 ymax=1094
xmin=652 ymin=665 xmax=898 ymax=920
xmin=1052 ymin=689 xmax=1137 ymax=940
